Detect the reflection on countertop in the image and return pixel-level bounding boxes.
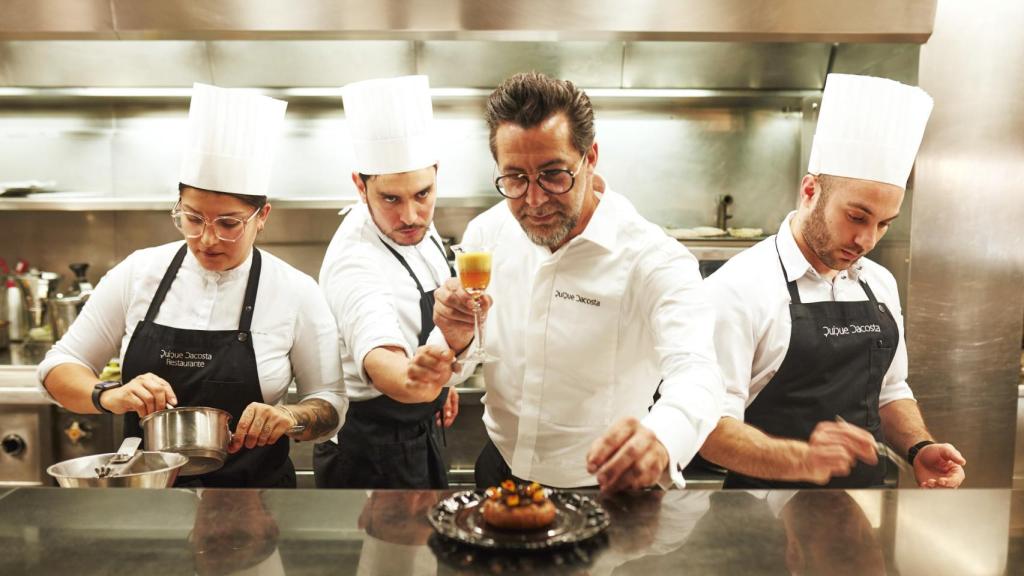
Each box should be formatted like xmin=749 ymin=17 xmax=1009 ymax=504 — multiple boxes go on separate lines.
xmin=0 ymin=487 xmax=1019 ymax=575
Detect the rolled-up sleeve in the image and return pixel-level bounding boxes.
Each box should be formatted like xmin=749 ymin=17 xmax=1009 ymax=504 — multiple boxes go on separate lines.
xmin=638 ymin=243 xmax=724 ymax=487
xmin=36 ymin=255 xmax=132 ymax=403
xmin=320 ymin=243 xmax=412 ymax=384
xmin=875 ymin=274 xmax=915 ymax=407
xmin=291 ymin=274 xmax=348 ymax=441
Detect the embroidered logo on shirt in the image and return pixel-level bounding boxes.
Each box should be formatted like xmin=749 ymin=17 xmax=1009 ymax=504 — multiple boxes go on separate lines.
xmin=821 ymin=323 xmax=881 ymax=339
xmin=554 ymin=289 xmax=601 ymax=307
xmin=160 ymin=349 xmax=213 ymax=369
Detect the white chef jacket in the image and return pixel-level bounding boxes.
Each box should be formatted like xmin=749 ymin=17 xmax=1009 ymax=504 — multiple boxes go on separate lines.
xmin=319 ymin=203 xmax=467 ymax=405
xmin=37 ymin=241 xmax=347 ymax=441
xmin=705 ymin=211 xmax=915 ymax=423
xmin=442 ymin=188 xmax=723 ymax=488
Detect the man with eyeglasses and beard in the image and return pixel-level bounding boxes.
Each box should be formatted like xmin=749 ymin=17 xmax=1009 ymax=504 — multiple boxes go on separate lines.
xmin=432 ymin=72 xmax=724 ymax=493
xmin=699 ymin=74 xmax=966 ymax=490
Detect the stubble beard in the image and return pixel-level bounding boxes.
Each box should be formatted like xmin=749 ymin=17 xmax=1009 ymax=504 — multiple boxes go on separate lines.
xmin=802 ymin=195 xmax=855 ymax=271
xmin=515 ymin=194 xmax=583 ymax=250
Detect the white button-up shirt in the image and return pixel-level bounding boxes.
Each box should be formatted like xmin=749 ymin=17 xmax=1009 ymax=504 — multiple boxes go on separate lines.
xmin=37 ymin=241 xmax=347 ymax=440
xmin=319 ymin=203 xmax=465 ymax=403
xmin=705 ymin=212 xmax=915 ymax=422
xmin=449 ymin=188 xmax=723 ymax=488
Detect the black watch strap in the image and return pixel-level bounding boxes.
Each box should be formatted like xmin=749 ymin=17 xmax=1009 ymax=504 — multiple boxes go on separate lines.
xmin=91 ymin=381 xmax=121 ymax=414
xmin=907 ymin=440 xmax=936 ymax=465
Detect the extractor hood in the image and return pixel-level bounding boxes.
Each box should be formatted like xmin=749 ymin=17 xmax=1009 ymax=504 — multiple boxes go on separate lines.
xmin=0 ymin=0 xmax=936 ymax=42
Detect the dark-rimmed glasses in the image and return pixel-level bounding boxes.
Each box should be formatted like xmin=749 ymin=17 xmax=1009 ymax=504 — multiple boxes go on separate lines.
xmin=494 ymin=155 xmax=586 ymax=199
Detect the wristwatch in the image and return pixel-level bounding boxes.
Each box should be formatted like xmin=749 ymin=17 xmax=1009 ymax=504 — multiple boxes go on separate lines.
xmin=91 ymin=380 xmax=123 ymax=414
xmin=907 ymin=440 xmax=936 ymax=466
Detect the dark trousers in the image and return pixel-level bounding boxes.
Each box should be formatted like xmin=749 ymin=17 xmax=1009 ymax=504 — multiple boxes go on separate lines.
xmin=474 ymin=438 xmax=527 ymax=489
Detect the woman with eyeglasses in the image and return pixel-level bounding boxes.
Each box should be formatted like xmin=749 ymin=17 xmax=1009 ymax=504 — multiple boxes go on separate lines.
xmin=38 ymin=84 xmax=347 ymax=488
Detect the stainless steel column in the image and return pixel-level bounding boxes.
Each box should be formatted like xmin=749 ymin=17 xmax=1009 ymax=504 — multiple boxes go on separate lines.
xmin=909 ymin=0 xmax=1024 ymax=487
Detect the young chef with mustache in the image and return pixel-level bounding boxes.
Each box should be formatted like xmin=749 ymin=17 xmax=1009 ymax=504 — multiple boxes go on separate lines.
xmin=432 ymin=72 xmax=724 ymax=493
xmin=700 ymin=74 xmax=966 ymax=489
xmin=38 ymin=83 xmax=347 ymax=488
xmin=314 ymin=75 xmax=463 ymax=489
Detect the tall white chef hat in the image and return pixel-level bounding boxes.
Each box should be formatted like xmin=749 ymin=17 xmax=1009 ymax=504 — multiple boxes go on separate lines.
xmin=808 ymin=73 xmax=933 ymax=188
xmin=179 ymin=83 xmax=288 ymax=197
xmin=342 ymin=75 xmax=437 ymax=176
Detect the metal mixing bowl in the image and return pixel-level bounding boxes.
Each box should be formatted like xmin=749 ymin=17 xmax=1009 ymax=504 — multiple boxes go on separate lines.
xmin=47 ymin=451 xmax=188 ymax=488
xmin=140 ymin=406 xmax=232 ymax=476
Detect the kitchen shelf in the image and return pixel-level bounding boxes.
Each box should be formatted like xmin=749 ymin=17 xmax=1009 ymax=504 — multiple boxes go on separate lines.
xmin=0 ymin=195 xmax=502 ymax=212
xmin=0 ymin=87 xmax=821 ymax=106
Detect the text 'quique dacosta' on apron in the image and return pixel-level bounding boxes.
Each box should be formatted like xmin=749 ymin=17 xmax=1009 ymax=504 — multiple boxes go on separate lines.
xmin=314 ymin=236 xmax=455 ymax=489
xmin=724 ymin=235 xmax=899 ymax=490
xmin=122 ymin=244 xmax=295 ymax=488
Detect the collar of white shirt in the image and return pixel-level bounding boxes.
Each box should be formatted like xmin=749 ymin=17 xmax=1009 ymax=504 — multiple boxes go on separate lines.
xmin=181 ymin=244 xmax=254 ymax=284
xmin=776 ymin=211 xmax=864 ymax=284
xmin=553 ymin=189 xmax=616 ymax=254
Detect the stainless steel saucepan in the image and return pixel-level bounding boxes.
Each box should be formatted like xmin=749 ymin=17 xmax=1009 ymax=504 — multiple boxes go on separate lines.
xmin=140 ymin=405 xmax=305 ymax=477
xmin=140 ymin=406 xmax=233 ymax=477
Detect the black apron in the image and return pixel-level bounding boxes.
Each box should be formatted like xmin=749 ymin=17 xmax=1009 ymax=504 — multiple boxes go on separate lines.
xmin=122 ymin=244 xmax=295 ymax=488
xmin=723 ymin=236 xmax=898 ymax=489
xmin=314 ymin=236 xmax=455 ymax=489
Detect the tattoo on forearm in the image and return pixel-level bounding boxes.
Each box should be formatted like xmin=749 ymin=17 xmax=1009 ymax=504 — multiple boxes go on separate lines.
xmin=296 ymin=399 xmax=339 ymax=438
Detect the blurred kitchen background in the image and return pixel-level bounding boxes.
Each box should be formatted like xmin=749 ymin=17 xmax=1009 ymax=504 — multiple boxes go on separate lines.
xmin=0 ymin=0 xmax=1021 ymax=495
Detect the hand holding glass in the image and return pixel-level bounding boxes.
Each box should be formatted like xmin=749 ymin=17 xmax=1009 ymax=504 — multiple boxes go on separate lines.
xmin=453 ymin=246 xmax=498 ymax=363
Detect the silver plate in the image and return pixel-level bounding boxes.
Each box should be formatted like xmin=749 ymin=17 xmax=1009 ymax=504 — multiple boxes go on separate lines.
xmin=428 ymin=489 xmax=610 ymax=550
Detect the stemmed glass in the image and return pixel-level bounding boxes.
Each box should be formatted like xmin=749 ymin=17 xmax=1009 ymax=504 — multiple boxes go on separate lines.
xmin=452 ymin=245 xmax=499 ymax=363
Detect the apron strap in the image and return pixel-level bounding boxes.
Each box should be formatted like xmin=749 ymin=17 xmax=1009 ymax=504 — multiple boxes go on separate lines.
xmin=859 ymin=277 xmax=880 ymax=305
xmin=773 ymin=235 xmax=802 ymax=304
xmin=144 ymin=244 xmax=189 ymax=323
xmin=238 ymin=248 xmax=262 ymax=333
xmin=379 ymin=237 xmax=427 ymax=296
xmin=429 ymin=236 xmax=456 ymax=278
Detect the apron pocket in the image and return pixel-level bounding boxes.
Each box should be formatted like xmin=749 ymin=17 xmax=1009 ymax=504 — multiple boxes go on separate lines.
xmin=370 ymin=429 xmax=431 ymax=488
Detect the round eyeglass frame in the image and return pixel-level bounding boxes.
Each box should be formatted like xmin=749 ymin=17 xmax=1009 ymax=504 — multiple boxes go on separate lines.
xmin=170 ymin=201 xmax=261 ymax=242
xmin=493 ymin=154 xmax=587 ymax=199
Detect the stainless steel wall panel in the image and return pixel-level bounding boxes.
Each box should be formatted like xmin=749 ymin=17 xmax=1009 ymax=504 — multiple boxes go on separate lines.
xmin=207 ymin=41 xmax=415 ymax=87
xmin=831 ymin=43 xmax=921 ymax=85
xmin=595 ymin=107 xmax=801 ymax=232
xmin=623 ymin=42 xmax=831 ymax=89
xmin=418 ymin=41 xmax=623 ymax=88
xmin=0 ymin=41 xmax=211 ymax=87
xmin=109 ymin=106 xmax=187 ymax=199
xmin=0 ymin=0 xmax=114 ymax=39
xmin=0 ymin=108 xmax=114 ymax=196
xmin=909 ymin=0 xmax=1024 ymax=488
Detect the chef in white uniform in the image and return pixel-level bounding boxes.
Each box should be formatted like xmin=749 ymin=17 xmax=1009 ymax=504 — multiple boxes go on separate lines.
xmin=315 ymin=75 xmax=464 ymax=489
xmin=700 ymin=73 xmax=967 ymax=489
xmin=38 ymin=83 xmax=347 ymax=488
xmin=433 ymin=72 xmax=724 ymax=492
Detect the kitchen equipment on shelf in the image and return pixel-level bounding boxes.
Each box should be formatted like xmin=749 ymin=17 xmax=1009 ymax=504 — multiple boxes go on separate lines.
xmin=47 ymin=263 xmax=93 ymax=341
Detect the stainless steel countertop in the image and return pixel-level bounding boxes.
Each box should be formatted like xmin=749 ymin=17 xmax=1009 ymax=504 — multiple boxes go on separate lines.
xmin=0 ymin=487 xmax=1019 ymax=575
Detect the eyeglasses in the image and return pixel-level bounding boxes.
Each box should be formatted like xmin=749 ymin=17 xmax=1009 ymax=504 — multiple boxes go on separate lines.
xmin=171 ymin=201 xmax=260 ymax=242
xmin=494 ymin=155 xmax=587 ymax=199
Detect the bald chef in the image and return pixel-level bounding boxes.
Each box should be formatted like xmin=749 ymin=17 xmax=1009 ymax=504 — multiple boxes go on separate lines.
xmin=700 ymin=73 xmax=967 ymax=489
xmin=315 ymin=75 xmax=464 ymax=489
